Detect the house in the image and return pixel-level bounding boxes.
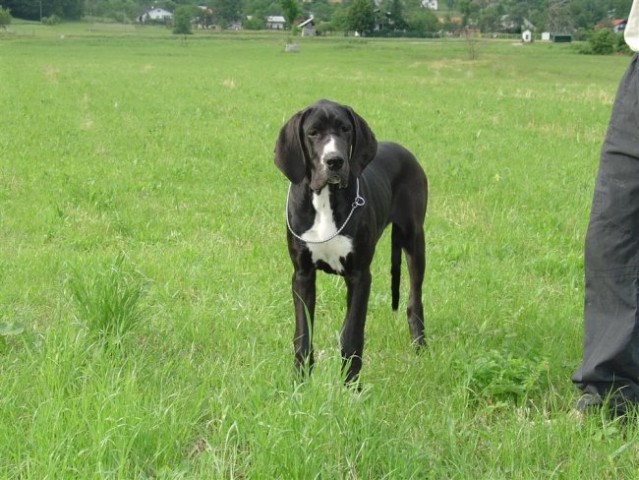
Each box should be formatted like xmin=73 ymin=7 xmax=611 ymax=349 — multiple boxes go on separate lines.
xmin=595 ymin=18 xmax=627 ymax=33
xmin=266 ymin=15 xmax=286 ymax=30
xmin=613 ymin=19 xmax=627 ymax=33
xmin=137 ymin=7 xmax=172 ymax=23
xmin=298 ymin=16 xmax=315 ymax=36
xmin=421 ymin=0 xmax=438 ymax=10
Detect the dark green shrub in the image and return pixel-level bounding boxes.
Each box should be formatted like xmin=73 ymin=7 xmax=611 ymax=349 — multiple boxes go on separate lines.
xmin=243 ymin=17 xmax=265 ymax=30
xmin=616 ymin=33 xmax=632 ymax=55
xmin=0 ymin=7 xmax=11 ymax=30
xmin=42 ymin=14 xmax=61 ymax=25
xmin=589 ymin=28 xmax=615 ymax=55
xmin=173 ymin=5 xmax=193 ymax=35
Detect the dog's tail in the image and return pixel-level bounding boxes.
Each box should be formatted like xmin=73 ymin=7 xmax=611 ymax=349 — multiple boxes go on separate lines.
xmin=391 ymin=224 xmax=402 ymax=311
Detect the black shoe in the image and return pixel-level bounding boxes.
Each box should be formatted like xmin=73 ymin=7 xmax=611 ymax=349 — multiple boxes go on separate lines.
xmin=574 ymin=391 xmax=636 ymax=420
xmin=574 ymin=392 xmax=604 ymax=413
xmin=608 ymin=393 xmax=638 ymax=419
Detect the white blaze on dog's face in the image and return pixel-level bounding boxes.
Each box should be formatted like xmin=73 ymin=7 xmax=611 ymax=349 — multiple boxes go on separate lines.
xmin=303 ymin=108 xmax=353 ymax=191
xmin=318 ymin=136 xmax=349 ymax=186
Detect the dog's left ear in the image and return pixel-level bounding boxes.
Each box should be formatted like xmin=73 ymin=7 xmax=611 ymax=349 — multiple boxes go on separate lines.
xmin=274 ymin=109 xmax=308 ymax=184
xmin=346 ymin=106 xmax=378 ymax=177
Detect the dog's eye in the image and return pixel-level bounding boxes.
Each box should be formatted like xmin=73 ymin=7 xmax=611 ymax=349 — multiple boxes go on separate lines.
xmin=341 ymin=125 xmax=352 ymax=133
xmin=307 ymin=130 xmax=319 ymax=138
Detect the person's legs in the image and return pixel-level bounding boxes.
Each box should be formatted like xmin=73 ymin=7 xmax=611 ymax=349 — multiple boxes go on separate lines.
xmin=572 ymin=54 xmax=639 ymax=413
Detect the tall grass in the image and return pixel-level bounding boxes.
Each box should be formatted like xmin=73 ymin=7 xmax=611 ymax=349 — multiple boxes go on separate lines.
xmin=68 ymin=255 xmax=144 ymax=349
xmin=2 ymin=25 xmax=639 ymax=477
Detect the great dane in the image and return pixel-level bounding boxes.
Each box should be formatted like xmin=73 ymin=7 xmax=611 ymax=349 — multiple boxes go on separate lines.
xmin=274 ymin=99 xmax=428 ymax=383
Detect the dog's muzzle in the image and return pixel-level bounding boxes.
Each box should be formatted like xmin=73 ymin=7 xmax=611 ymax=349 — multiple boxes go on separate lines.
xmin=324 ymin=155 xmax=349 ymax=188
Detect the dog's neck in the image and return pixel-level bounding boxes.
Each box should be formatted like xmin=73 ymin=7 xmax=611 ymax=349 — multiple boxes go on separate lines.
xmin=286 ymin=176 xmax=365 ymax=246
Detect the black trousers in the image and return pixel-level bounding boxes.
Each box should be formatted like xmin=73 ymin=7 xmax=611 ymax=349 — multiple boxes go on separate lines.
xmin=572 ymin=54 xmax=639 ymax=401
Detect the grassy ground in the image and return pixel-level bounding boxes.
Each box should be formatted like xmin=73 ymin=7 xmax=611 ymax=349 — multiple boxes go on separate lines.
xmin=1 ymin=23 xmax=638 ymax=478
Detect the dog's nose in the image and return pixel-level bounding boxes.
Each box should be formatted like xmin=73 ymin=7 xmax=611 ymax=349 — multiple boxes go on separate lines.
xmin=326 ymin=156 xmax=344 ymax=171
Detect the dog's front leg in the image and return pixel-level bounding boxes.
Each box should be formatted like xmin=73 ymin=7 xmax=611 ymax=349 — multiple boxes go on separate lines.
xmin=292 ymin=268 xmax=316 ymax=378
xmin=340 ymin=269 xmax=372 ymax=384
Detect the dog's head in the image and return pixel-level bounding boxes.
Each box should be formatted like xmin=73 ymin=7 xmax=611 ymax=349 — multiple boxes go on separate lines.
xmin=274 ymin=99 xmax=378 ymax=191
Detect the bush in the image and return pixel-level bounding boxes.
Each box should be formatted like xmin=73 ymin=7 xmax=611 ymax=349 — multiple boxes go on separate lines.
xmin=588 ymin=28 xmax=616 ymax=55
xmin=244 ymin=16 xmax=265 ymax=30
xmin=578 ymin=42 xmax=594 ymax=55
xmin=110 ymin=12 xmax=132 ymax=24
xmin=42 ymin=14 xmax=61 ymax=25
xmin=0 ymin=7 xmax=11 ymax=30
xmin=617 ymin=33 xmax=632 ymax=55
xmin=579 ymin=29 xmax=632 ymax=56
xmin=173 ymin=5 xmax=193 ymax=35
xmin=406 ymin=10 xmax=438 ymax=37
xmin=572 ymin=28 xmax=592 ymax=42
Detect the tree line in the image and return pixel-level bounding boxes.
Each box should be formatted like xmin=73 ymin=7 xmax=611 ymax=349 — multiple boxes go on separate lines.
xmin=0 ymin=0 xmax=634 ymax=36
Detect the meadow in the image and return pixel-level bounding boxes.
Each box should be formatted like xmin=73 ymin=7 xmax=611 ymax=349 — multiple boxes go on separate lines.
xmin=1 ymin=22 xmax=637 ymax=478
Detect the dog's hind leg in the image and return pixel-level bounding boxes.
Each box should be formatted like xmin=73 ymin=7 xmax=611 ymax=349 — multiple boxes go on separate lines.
xmin=403 ymin=227 xmax=426 ymax=347
xmin=391 ymin=224 xmax=402 ymax=311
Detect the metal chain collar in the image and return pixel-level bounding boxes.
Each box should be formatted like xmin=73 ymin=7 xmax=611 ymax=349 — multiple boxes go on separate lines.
xmin=285 ymin=178 xmax=366 ymax=244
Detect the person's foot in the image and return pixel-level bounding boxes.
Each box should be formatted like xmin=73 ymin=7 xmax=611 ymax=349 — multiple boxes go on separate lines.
xmin=571 ymin=392 xmax=604 ymax=421
xmin=575 ymin=392 xmax=604 ymax=412
xmin=608 ymin=393 xmax=636 ymax=419
xmin=573 ymin=391 xmax=636 ymax=420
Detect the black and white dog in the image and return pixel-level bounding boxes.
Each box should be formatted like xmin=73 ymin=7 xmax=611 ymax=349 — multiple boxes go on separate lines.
xmin=274 ymin=99 xmax=428 ymax=383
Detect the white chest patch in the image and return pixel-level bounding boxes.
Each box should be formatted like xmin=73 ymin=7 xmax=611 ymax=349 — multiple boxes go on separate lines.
xmin=301 ymin=188 xmax=353 ymax=274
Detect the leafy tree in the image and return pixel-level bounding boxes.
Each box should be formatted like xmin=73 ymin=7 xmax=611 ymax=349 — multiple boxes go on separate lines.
xmin=406 ymin=9 xmax=438 ymax=35
xmin=279 ymin=0 xmax=299 ymax=30
xmin=570 ymin=0 xmax=606 ymax=29
xmin=477 ymin=4 xmax=503 ymax=33
xmin=330 ymin=6 xmax=349 ymax=34
xmin=546 ymin=0 xmax=573 ymax=33
xmin=388 ymin=0 xmax=407 ymax=30
xmin=0 ymin=6 xmax=10 ymax=28
xmin=305 ymin=0 xmax=333 ymax=23
xmin=217 ymin=0 xmax=242 ymax=24
xmin=347 ymin=0 xmax=374 ymax=35
xmin=173 ymin=4 xmax=193 ymax=34
xmin=2 ymin=0 xmax=83 ymax=20
xmin=2 ymin=0 xmax=42 ymax=20
xmin=195 ymin=6 xmax=215 ymax=28
xmin=456 ymin=0 xmax=479 ymax=27
xmin=242 ymin=0 xmax=275 ymax=20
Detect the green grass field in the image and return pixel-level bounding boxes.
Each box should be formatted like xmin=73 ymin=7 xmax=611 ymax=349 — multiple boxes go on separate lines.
xmin=1 ymin=22 xmax=637 ymax=478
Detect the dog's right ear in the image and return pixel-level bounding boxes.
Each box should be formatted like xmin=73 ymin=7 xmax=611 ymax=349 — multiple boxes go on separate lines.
xmin=274 ymin=109 xmax=308 ymax=184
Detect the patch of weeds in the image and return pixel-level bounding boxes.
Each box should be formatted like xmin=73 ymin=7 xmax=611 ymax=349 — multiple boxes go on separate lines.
xmin=0 ymin=321 xmax=25 ymax=353
xmin=68 ymin=254 xmax=145 ymax=350
xmin=462 ymin=349 xmax=548 ymax=406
